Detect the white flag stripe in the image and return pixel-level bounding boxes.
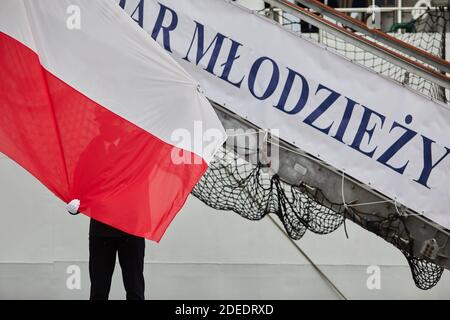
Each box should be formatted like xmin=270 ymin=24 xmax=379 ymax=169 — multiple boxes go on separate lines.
xmin=0 ymin=0 xmax=226 ymax=164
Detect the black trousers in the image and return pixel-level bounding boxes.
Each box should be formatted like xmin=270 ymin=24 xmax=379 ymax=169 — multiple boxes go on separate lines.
xmin=89 ymin=236 xmax=145 ymax=300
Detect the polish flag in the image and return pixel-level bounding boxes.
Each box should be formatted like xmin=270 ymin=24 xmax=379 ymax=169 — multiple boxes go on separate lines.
xmin=0 ymin=0 xmax=226 ymax=241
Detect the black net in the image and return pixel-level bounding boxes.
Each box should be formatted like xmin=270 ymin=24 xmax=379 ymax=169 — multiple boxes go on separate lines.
xmin=388 ymin=8 xmax=448 ymax=59
xmin=273 ymin=7 xmax=450 ymax=103
xmin=405 ymin=251 xmax=444 ymax=290
xmin=192 ymin=146 xmax=444 ymax=290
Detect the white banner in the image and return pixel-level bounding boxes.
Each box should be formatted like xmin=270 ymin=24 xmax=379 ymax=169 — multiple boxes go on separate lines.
xmin=118 ymin=0 xmax=450 ymax=228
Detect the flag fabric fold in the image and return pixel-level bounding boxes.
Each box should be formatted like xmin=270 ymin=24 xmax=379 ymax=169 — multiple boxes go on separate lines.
xmin=0 ymin=0 xmax=226 ymax=241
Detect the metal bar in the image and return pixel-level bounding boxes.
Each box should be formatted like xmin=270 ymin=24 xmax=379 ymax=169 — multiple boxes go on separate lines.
xmin=268 ymin=215 xmax=347 ymax=300
xmin=263 ymin=0 xmax=450 ymax=91
xmin=335 ymin=6 xmax=447 ymax=12
xmin=266 ymin=0 xmax=450 ymax=75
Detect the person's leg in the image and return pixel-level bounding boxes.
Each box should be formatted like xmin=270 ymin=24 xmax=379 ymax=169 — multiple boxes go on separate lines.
xmin=89 ymin=237 xmax=118 ymax=300
xmin=118 ymin=236 xmax=145 ymax=300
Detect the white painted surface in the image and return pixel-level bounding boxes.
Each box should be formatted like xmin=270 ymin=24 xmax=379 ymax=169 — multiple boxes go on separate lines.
xmin=1 ymin=156 xmax=450 ymax=299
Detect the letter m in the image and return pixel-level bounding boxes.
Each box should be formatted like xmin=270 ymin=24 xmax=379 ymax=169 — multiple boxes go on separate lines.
xmin=183 ymin=21 xmax=226 ymax=75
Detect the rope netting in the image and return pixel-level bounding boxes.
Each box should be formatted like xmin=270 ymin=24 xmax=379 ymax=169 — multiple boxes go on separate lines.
xmin=192 ymin=146 xmax=444 ymax=290
xmin=272 ymin=7 xmax=449 ymax=103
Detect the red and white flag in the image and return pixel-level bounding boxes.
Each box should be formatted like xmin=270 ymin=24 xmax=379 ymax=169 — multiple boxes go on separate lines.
xmin=0 ymin=0 xmax=226 ymax=241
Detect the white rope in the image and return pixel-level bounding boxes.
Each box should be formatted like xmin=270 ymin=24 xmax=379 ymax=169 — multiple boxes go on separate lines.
xmin=226 ymin=129 xmax=268 ymax=137
xmin=263 ymin=129 xmax=269 ymax=143
xmin=269 ymin=140 xmax=423 ymax=218
xmin=269 ymin=140 xmax=326 ymax=164
xmin=394 ymin=199 xmax=403 ymax=216
xmin=347 ymin=200 xmax=394 ymax=207
xmin=341 ymin=170 xmax=349 ymax=211
xmin=221 ymin=131 xmax=425 ymax=218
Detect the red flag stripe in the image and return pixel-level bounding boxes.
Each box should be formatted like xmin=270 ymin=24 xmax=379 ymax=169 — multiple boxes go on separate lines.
xmin=0 ymin=31 xmax=208 ymax=241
